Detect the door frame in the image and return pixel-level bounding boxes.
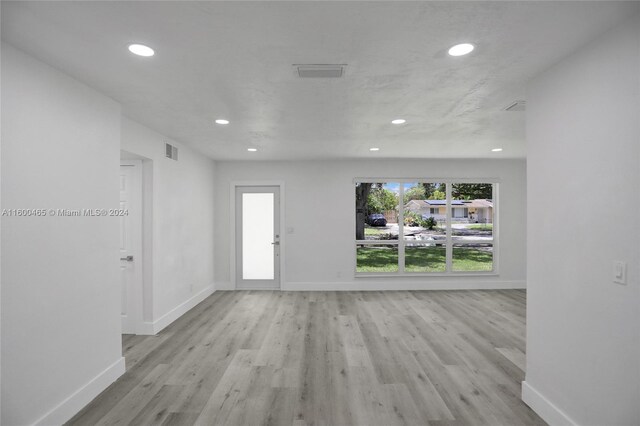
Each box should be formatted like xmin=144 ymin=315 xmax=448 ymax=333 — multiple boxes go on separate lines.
xmin=230 ymin=181 xmax=285 ymax=290
xmin=120 ymin=160 xmax=144 ymax=333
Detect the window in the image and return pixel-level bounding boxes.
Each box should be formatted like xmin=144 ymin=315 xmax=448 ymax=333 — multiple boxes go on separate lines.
xmin=355 ymin=180 xmax=496 ymax=275
xmin=451 ymin=207 xmax=469 ymax=218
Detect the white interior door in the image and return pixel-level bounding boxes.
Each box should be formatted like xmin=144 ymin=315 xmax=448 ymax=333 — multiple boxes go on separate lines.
xmin=120 ymin=161 xmax=143 ymax=333
xmin=235 ymin=186 xmax=281 ymax=289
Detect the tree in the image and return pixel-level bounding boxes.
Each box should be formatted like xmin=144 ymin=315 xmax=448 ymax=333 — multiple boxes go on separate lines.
xmin=421 ymin=183 xmax=440 ymax=199
xmin=451 ymin=183 xmax=492 ymax=200
xmin=431 ymin=189 xmax=446 ymax=200
xmin=404 ymin=185 xmax=426 ymax=202
xmin=368 ymin=187 xmax=397 ymax=213
xmin=355 ymin=183 xmax=373 ymax=240
xmin=403 ymin=183 xmax=448 ymax=202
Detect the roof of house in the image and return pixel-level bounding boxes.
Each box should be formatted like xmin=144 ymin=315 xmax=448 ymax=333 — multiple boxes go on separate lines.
xmin=464 ymin=199 xmax=494 ymax=208
xmin=407 ymin=200 xmax=462 ymax=206
xmin=406 ymin=199 xmax=493 ymax=208
xmin=425 ymin=200 xmax=464 ymax=206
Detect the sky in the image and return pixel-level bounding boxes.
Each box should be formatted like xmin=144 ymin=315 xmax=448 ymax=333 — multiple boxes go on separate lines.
xmin=383 ymin=182 xmax=420 ymax=194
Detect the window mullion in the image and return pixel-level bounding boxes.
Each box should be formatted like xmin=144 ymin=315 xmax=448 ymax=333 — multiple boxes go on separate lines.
xmin=398 ymin=183 xmax=405 ymax=274
xmin=445 ymin=182 xmax=452 ymax=273
xmin=356 ymin=180 xmax=496 ymax=276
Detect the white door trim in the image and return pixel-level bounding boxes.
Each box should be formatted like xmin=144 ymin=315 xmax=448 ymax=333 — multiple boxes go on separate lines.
xmin=230 ymin=181 xmax=285 ymax=290
xmin=120 ymin=160 xmax=144 ymax=333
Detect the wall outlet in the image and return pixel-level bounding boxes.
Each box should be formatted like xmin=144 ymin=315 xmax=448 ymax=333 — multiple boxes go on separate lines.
xmin=613 ymin=261 xmax=626 ymax=285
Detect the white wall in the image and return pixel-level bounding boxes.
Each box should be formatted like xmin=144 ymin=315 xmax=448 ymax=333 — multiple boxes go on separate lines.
xmin=524 ymin=14 xmax=640 ymax=426
xmin=215 ymin=159 xmax=526 ymax=290
xmin=121 ymin=118 xmax=215 ymax=331
xmin=1 ymin=44 xmax=124 ymax=425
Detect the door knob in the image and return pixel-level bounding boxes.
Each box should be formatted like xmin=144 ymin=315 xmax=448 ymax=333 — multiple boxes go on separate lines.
xmin=271 ymin=242 xmax=280 ymax=245
xmin=120 ymin=255 xmax=134 ymax=261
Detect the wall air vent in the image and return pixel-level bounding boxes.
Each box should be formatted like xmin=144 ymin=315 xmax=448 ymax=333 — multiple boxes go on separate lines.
xmin=294 ymin=64 xmax=346 ymax=78
xmin=504 ymin=100 xmax=526 ymax=112
xmin=165 ymin=143 xmax=178 ymax=161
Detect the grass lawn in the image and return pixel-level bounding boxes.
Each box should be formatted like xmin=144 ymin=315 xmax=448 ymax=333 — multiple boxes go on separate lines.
xmin=405 ymin=246 xmax=446 ymax=272
xmin=356 ymin=246 xmax=492 ymax=273
xmin=467 ymin=224 xmax=493 ymax=231
xmin=452 ymin=247 xmax=493 ymax=271
xmin=356 ymin=246 xmax=399 ymax=272
xmin=364 ymin=227 xmax=385 ymax=236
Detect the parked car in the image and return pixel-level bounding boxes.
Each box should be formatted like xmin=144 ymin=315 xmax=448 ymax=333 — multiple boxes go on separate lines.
xmin=367 ymin=213 xmax=387 ymax=227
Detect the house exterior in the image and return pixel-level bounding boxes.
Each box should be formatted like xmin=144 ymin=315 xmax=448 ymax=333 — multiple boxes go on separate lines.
xmin=465 ymin=199 xmax=494 ymax=223
xmin=405 ymin=199 xmax=493 ymax=223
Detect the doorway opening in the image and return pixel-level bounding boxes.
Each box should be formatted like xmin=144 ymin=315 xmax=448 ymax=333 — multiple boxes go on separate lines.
xmin=119 ymin=160 xmax=143 ymax=333
xmin=119 ymin=152 xmax=153 ymax=334
xmin=232 ymin=183 xmax=284 ymax=290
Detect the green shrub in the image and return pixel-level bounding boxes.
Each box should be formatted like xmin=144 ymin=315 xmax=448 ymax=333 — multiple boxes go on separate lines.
xmin=404 ymin=211 xmax=422 ymax=226
xmin=422 ymin=216 xmax=437 ymax=230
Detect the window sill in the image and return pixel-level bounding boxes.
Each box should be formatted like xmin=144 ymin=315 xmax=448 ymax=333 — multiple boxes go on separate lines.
xmin=355 ymin=272 xmax=499 ymax=278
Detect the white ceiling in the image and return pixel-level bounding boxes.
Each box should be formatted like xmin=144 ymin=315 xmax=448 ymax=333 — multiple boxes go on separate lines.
xmin=2 ymin=1 xmax=638 ymax=161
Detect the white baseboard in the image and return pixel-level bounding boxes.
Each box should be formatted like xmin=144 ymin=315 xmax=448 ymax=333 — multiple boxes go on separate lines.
xmin=522 ymin=381 xmax=577 ymax=426
xmin=144 ymin=284 xmax=215 ymax=335
xmin=34 ymin=357 xmax=125 ymax=426
xmin=215 ymin=281 xmax=234 ymax=290
xmin=136 ymin=321 xmax=156 ymax=335
xmin=282 ymin=280 xmax=526 ymax=291
xmin=216 ymin=280 xmax=525 ymax=292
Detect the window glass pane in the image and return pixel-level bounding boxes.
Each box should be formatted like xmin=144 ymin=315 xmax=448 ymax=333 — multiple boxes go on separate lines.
xmin=356 ymin=182 xmax=399 ymax=241
xmin=403 ymin=182 xmax=446 ymax=243
xmin=356 ymin=244 xmax=399 ymax=273
xmin=405 ymin=243 xmax=446 ymax=272
xmin=356 ymin=180 xmax=497 ymax=276
xmin=451 ymin=183 xmax=493 ymax=242
xmin=452 ymin=244 xmax=493 ymax=272
xmin=242 ymin=193 xmax=274 ymax=280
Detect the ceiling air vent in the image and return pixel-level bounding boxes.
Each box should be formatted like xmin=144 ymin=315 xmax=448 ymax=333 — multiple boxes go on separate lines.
xmin=165 ymin=143 xmax=178 ymax=161
xmin=294 ymin=64 xmax=346 ymax=78
xmin=504 ymin=100 xmax=526 ymax=112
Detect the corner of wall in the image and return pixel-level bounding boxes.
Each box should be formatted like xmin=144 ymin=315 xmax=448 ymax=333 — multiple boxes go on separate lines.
xmin=147 ymin=284 xmax=216 ymax=335
xmin=522 ymin=381 xmax=577 ymax=426
xmin=215 ymin=281 xmax=234 ymax=291
xmin=33 ymin=358 xmax=125 ymax=426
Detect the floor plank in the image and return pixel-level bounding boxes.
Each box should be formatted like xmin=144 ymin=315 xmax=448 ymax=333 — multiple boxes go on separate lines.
xmin=67 ymin=290 xmax=545 ymax=426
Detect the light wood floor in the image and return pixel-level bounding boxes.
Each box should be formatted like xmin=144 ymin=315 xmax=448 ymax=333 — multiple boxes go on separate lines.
xmin=67 ymin=290 xmax=544 ymax=426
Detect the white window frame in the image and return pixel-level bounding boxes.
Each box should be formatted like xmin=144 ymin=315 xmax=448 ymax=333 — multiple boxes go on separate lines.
xmin=354 ymin=178 xmax=499 ymax=277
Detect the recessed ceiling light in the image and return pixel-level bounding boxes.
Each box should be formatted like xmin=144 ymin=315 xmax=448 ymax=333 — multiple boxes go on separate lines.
xmin=215 ymin=119 xmax=230 ymax=125
xmin=128 ymin=44 xmax=154 ymax=57
xmin=370 ymin=147 xmax=380 ymax=152
xmin=391 ymin=119 xmax=406 ymax=125
xmin=247 ymin=148 xmax=257 ymax=152
xmin=492 ymin=148 xmax=503 ymax=152
xmin=448 ymin=43 xmax=475 ymax=57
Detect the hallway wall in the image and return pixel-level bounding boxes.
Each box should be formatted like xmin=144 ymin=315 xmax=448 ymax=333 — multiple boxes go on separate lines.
xmin=121 ymin=118 xmax=216 ymax=333
xmin=1 ymin=43 xmax=217 ymax=425
xmin=1 ymin=44 xmax=124 ymax=425
xmin=524 ymin=14 xmax=640 ymax=425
